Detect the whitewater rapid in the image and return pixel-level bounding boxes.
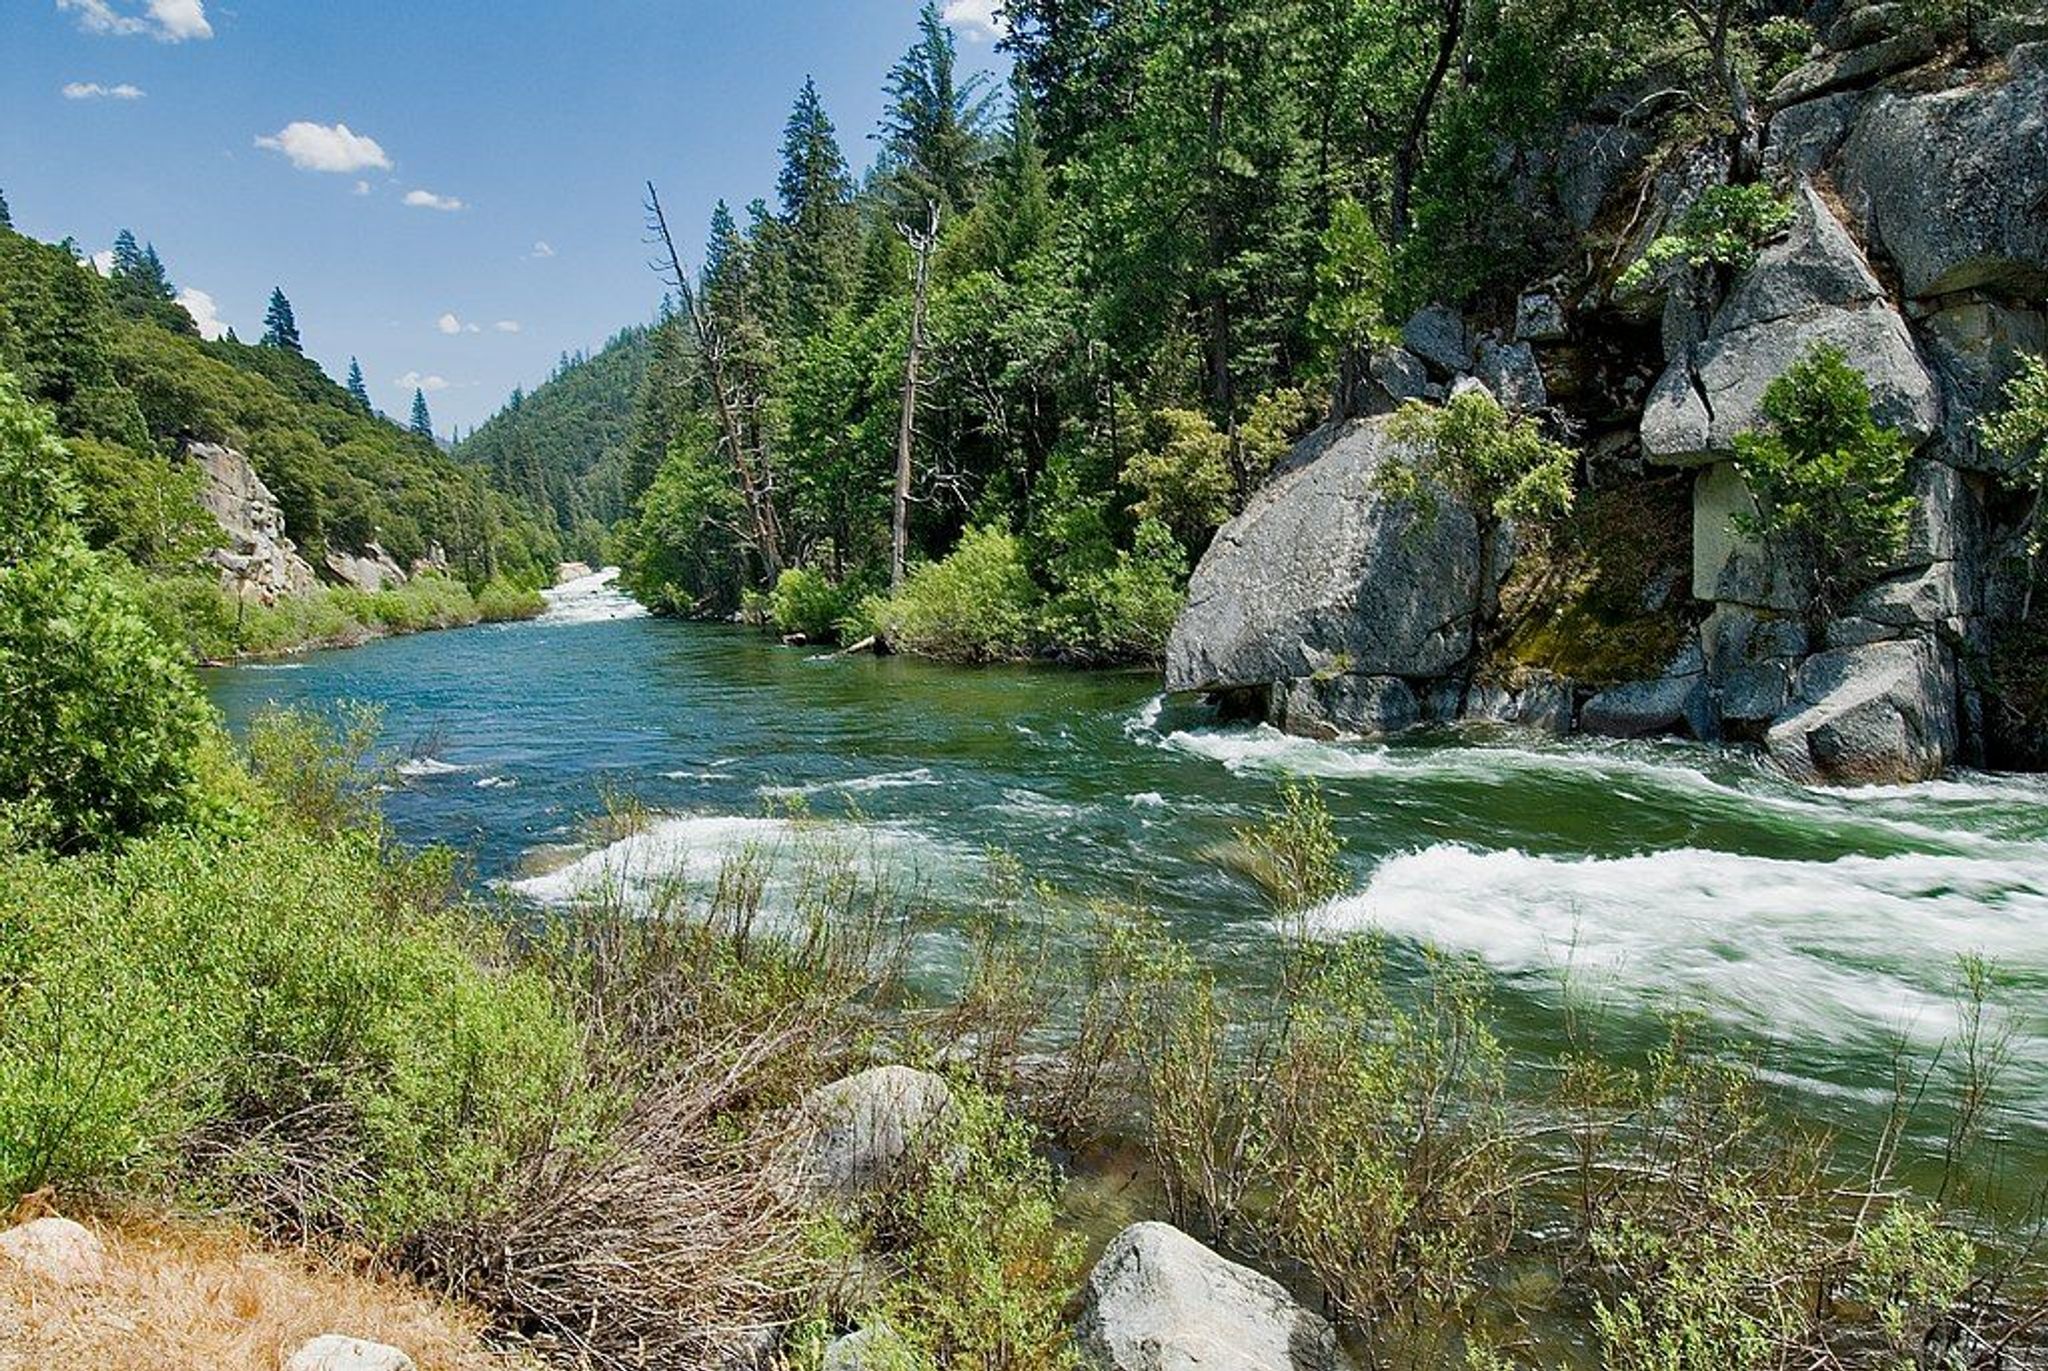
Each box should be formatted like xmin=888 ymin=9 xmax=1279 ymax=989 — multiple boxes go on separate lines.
xmin=538 ymin=566 xmax=649 ymax=624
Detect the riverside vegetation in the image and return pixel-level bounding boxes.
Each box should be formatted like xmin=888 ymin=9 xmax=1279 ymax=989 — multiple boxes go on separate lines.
xmin=5 ymin=370 xmax=2047 ymax=1367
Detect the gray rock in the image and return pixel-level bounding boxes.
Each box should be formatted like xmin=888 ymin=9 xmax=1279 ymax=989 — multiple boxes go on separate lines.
xmin=1557 ymin=123 xmax=1653 ymax=231
xmin=190 ymin=442 xmax=319 ymax=604
xmin=1835 ymin=52 xmax=2048 ymax=299
xmin=1826 ymin=614 xmax=1904 ymax=648
xmin=1831 ymin=1 xmax=1909 ymax=48
xmin=1474 ymin=338 xmax=1548 ymax=411
xmin=1763 ymin=91 xmax=1867 ymax=180
xmin=1580 ymin=642 xmax=1710 ymax=739
xmin=1075 ymin=1222 xmax=1345 ymax=1371
xmin=823 ymin=1326 xmax=910 ymax=1371
xmin=1515 ymin=292 xmax=1568 ymax=343
xmin=283 ymin=1336 xmax=416 ymax=1371
xmin=789 ymin=1066 xmax=954 ymax=1200
xmin=1645 ymin=184 xmax=1939 ymax=463
xmin=1980 ymin=8 xmax=2048 ymax=50
xmin=1401 ymin=304 xmax=1473 ymax=374
xmin=1704 ymin=605 xmax=1810 ymax=726
xmin=1768 ymin=29 xmax=1939 ymax=106
xmin=1765 ymin=638 xmax=1958 ymax=784
xmin=1849 ymin=562 xmax=1974 ymax=627
xmin=1354 ymin=347 xmax=1431 ymax=415
xmin=1693 ymin=463 xmax=1806 ymax=612
xmin=1167 ymin=418 xmax=1491 ymax=693
xmin=1917 ymin=298 xmax=2048 ymax=474
xmin=1272 ymin=673 xmax=1420 ymax=739
xmin=0 ymin=1217 xmax=105 ymax=1287
xmin=323 ymin=542 xmax=410 ymax=594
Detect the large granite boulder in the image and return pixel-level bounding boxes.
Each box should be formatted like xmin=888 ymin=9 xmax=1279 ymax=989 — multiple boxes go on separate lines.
xmin=787 ymin=1065 xmax=955 ymax=1201
xmin=1167 ymin=418 xmax=1492 ymax=698
xmin=1835 ymin=48 xmax=2048 ymax=301
xmin=1075 ymin=1222 xmax=1346 ymax=1371
xmin=1643 ymin=183 xmax=1940 ymax=464
xmin=190 ymin=441 xmax=318 ymax=604
xmin=0 ymin=1216 xmax=105 ymax=1287
xmin=1580 ymin=641 xmax=1713 ymax=740
xmin=1691 ymin=463 xmax=1805 ymax=612
xmin=324 ymin=543 xmax=410 ymax=594
xmin=1765 ymin=638 xmax=1958 ymax=785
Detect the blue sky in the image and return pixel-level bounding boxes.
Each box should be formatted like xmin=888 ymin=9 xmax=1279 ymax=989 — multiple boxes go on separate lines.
xmin=4 ymin=0 xmax=1008 ymax=434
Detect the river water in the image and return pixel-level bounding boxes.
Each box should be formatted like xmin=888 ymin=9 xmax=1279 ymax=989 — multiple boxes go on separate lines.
xmin=204 ymin=569 xmax=2048 ymax=1176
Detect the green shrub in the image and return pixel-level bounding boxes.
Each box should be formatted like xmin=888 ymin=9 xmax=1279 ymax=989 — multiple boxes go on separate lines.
xmin=1732 ymin=344 xmax=1914 ymax=616
xmin=0 ymin=370 xmax=209 ymax=850
xmin=876 ymin=526 xmax=1042 ymax=663
xmin=769 ymin=567 xmax=852 ymax=642
xmin=1121 ymin=410 xmax=1236 ymax=549
xmin=474 ymin=577 xmax=545 ymax=622
xmin=1619 ymin=184 xmax=1795 ymax=294
xmin=1980 ymin=353 xmax=2048 ymax=558
xmin=1385 ymin=388 xmax=1577 ymax=530
xmin=1043 ymin=518 xmax=1187 ymax=665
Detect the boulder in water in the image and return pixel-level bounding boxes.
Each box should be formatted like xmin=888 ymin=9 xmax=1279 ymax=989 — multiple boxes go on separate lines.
xmin=1765 ymin=638 xmax=1958 ymax=785
xmin=1075 ymin=1221 xmax=1346 ymax=1371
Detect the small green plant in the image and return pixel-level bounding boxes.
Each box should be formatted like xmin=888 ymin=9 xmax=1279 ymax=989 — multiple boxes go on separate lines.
xmin=1980 ymin=354 xmax=2048 ymax=579
xmin=1385 ymin=389 xmax=1578 ymax=531
xmin=1121 ymin=409 xmax=1237 ymax=547
xmin=1618 ymin=184 xmax=1794 ymax=294
xmin=1233 ymin=778 xmax=1347 ymax=914
xmin=1731 ymin=344 xmax=1914 ymax=617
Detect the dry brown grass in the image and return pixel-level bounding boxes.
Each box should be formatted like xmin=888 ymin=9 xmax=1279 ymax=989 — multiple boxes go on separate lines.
xmin=0 ymin=1207 xmax=534 ymax=1371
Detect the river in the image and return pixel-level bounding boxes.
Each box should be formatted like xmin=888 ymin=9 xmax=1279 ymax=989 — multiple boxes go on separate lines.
xmin=203 ymin=569 xmax=2048 ymax=1180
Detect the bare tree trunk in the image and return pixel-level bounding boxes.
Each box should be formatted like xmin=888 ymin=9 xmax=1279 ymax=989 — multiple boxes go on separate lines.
xmin=1678 ymin=0 xmax=1759 ymax=180
xmin=1391 ymin=0 xmax=1465 ymax=243
xmin=645 ymin=182 xmax=783 ymax=579
xmin=892 ymin=203 xmax=940 ymax=594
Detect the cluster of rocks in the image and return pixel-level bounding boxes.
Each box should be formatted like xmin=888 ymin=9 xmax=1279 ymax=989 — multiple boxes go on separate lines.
xmin=788 ymin=1065 xmax=1346 ymax=1371
xmin=1167 ymin=26 xmax=2048 ymax=787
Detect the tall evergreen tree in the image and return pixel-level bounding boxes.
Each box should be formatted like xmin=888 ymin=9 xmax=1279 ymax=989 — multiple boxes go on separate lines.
xmin=409 ymin=388 xmax=434 ymax=440
xmin=877 ymin=2 xmax=997 ymax=215
xmin=0 ymin=187 xmax=12 ymax=230
xmin=345 ymin=357 xmax=371 ymax=409
xmin=136 ymin=244 xmax=174 ymax=301
xmin=988 ymin=67 xmax=1054 ymax=267
xmin=261 ymin=287 xmax=302 ymax=353
xmin=778 ymin=77 xmax=857 ymax=334
xmin=111 ymin=229 xmax=148 ymax=280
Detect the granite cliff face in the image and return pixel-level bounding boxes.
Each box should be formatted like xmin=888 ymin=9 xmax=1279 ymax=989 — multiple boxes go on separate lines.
xmin=190 ymin=441 xmax=318 ymax=604
xmin=1167 ymin=20 xmax=2048 ymax=785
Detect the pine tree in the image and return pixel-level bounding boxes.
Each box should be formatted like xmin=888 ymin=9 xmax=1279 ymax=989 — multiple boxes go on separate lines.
xmin=0 ymin=187 xmax=12 ymax=230
xmin=409 ymin=388 xmax=434 ymax=440
xmin=136 ymin=244 xmax=174 ymax=300
xmin=778 ymin=77 xmax=858 ymax=335
xmin=261 ymin=287 xmax=302 ymax=353
xmin=878 ymin=2 xmax=996 ymax=215
xmin=988 ymin=66 xmax=1054 ymax=267
xmin=111 ymin=229 xmax=147 ymax=280
xmin=345 ymin=357 xmax=371 ymax=409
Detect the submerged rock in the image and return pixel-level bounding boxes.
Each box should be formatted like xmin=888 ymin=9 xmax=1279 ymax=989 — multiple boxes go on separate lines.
xmin=788 ymin=1065 xmax=954 ymax=1200
xmin=1075 ymin=1221 xmax=1345 ymax=1371
xmin=1765 ymin=638 xmax=1958 ymax=785
xmin=1167 ymin=417 xmax=1491 ymax=702
xmin=0 ymin=1216 xmax=106 ymax=1287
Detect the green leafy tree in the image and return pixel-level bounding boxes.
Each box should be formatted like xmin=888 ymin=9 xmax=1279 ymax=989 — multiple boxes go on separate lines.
xmin=409 ymin=387 xmax=434 ymax=440
xmin=1731 ymin=344 xmax=1914 ymax=619
xmin=345 ymin=357 xmax=371 ymax=410
xmin=1980 ymin=354 xmax=2048 ymax=563
xmin=0 ymin=368 xmax=208 ymax=850
xmin=261 ymin=286 xmax=302 ymax=353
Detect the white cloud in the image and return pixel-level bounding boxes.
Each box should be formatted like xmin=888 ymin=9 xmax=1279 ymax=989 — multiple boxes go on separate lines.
xmin=395 ymin=371 xmax=450 ymax=393
xmin=493 ymin=320 xmax=521 ymax=333
xmin=59 ymin=0 xmax=212 ymax=41
xmin=352 ymin=179 xmax=371 ymax=196
xmin=175 ymin=286 xmax=227 ymax=340
xmin=403 ymin=188 xmax=465 ymax=212
xmin=62 ymin=81 xmax=146 ymax=99
xmin=437 ymin=312 xmax=463 ymax=335
xmin=528 ymin=240 xmax=555 ymax=259
xmin=255 ymin=121 xmax=392 ymax=174
xmin=941 ymin=0 xmax=1006 ymax=41
xmin=87 ymin=249 xmax=115 ymax=276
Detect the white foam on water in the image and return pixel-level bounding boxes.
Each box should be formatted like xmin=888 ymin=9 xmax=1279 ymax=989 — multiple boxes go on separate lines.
xmin=761 ymin=768 xmax=940 ymax=800
xmin=1313 ymin=842 xmax=2048 ymax=1072
xmin=510 ymin=814 xmax=797 ymax=906
xmin=475 ymin=775 xmax=517 ymax=790
xmin=396 ymin=756 xmax=468 ymax=779
xmin=1130 ymin=791 xmax=1168 ymax=809
xmin=1124 ymin=694 xmax=1167 ymax=739
xmin=539 ymin=566 xmax=649 ymax=625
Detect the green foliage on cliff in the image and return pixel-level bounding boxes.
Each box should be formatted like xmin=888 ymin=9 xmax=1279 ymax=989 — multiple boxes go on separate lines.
xmin=1618 ymin=184 xmax=1795 ymax=294
xmin=0 ymin=217 xmax=560 ymax=600
xmin=1733 ymin=344 xmax=1914 ymax=616
xmin=1384 ymin=388 xmax=1578 ymax=530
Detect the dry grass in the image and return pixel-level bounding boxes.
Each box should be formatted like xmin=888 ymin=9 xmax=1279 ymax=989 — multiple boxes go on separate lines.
xmin=0 ymin=1206 xmax=534 ymax=1371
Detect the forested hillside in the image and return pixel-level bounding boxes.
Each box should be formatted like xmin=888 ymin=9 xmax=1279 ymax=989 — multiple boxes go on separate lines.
xmin=455 ymin=326 xmax=653 ymax=556
xmin=0 ymin=212 xmax=560 ymax=654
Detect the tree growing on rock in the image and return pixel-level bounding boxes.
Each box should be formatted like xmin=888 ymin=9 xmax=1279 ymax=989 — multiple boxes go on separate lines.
xmin=1731 ymin=344 xmax=1914 ymax=621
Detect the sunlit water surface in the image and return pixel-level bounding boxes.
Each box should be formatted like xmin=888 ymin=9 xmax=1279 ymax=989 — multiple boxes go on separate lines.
xmin=204 ymin=571 xmax=2048 ymax=1181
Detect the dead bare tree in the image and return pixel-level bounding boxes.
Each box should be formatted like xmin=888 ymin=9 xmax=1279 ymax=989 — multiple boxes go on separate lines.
xmin=645 ymin=181 xmax=785 ymax=580
xmin=892 ymin=201 xmax=941 ymax=593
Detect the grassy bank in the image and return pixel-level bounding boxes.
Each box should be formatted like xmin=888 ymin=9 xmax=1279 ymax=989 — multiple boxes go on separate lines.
xmin=123 ymin=570 xmax=545 ymax=664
